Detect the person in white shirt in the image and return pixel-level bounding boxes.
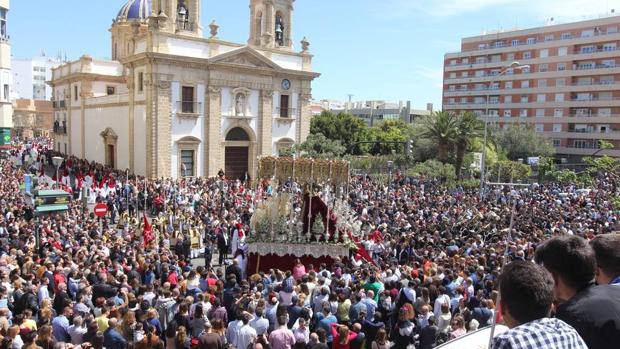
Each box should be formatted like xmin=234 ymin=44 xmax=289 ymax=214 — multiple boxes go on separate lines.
xmin=234 ymin=313 xmax=257 ymax=349
xmin=433 ymin=286 xmax=451 ymax=319
xmin=68 ymin=315 xmax=87 ymax=344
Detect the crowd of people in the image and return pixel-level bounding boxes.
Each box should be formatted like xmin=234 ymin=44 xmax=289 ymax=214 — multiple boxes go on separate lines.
xmin=0 ymin=137 xmax=618 ymax=349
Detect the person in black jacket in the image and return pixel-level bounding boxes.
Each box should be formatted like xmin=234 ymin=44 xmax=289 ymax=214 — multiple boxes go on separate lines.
xmin=19 ymin=283 xmax=39 ymax=315
xmin=535 ymin=235 xmax=620 ymax=349
xmin=216 ymin=227 xmax=229 ymax=266
xmin=418 ymin=316 xmax=438 ymax=349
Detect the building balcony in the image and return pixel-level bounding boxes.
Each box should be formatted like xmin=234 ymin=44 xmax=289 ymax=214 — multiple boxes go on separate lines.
xmin=176 ymin=20 xmax=195 ymax=32
xmin=52 ymin=100 xmax=66 ymax=109
xmin=275 ymin=107 xmax=298 ymax=119
xmin=176 ymin=101 xmax=202 ymax=116
xmin=53 ymin=123 xmax=67 ymax=135
xmin=555 ymin=146 xmax=620 ymax=156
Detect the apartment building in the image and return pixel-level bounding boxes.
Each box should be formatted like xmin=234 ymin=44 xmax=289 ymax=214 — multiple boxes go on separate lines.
xmin=0 ymin=0 xmax=11 ymax=148
xmin=443 ymin=15 xmax=620 ymax=158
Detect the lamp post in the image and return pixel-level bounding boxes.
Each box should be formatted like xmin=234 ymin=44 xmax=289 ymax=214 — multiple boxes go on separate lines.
xmin=479 ymin=62 xmax=530 ymax=200
xmin=52 ymin=156 xmax=63 ymax=189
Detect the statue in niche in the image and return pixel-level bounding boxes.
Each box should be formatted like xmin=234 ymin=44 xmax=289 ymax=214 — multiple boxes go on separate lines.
xmin=275 ymin=16 xmax=284 ymax=46
xmin=235 ymin=93 xmax=246 ymax=116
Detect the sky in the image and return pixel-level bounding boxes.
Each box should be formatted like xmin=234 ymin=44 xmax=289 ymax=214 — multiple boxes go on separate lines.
xmin=8 ymin=0 xmax=620 ymax=109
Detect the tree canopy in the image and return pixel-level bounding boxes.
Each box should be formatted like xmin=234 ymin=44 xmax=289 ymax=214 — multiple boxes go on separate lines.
xmin=494 ymin=124 xmax=555 ymax=161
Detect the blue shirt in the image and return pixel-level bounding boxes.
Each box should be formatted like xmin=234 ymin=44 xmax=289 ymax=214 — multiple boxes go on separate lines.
xmin=52 ymin=315 xmax=70 ymax=342
xmin=319 ymin=315 xmax=338 ymax=342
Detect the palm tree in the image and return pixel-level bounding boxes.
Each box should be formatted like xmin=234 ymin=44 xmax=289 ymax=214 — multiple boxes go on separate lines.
xmin=454 ymin=112 xmax=485 ymax=179
xmin=419 ymin=111 xmax=458 ymax=163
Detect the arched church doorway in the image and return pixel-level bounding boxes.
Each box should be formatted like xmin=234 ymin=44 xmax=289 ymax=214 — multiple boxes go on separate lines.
xmin=224 ymin=127 xmax=250 ymax=180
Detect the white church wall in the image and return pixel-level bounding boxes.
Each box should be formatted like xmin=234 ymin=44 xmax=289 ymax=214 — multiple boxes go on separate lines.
xmin=84 ymin=106 xmax=130 ymax=170
xmin=170 ymin=82 xmax=205 ymax=179
xmin=164 ymin=37 xmax=210 ymax=59
xmin=133 ymin=105 xmax=147 ymax=176
xmin=268 ymin=52 xmax=303 ymax=70
xmin=221 ymin=87 xmax=232 ymax=116
xmin=70 ymin=111 xmax=82 ymax=157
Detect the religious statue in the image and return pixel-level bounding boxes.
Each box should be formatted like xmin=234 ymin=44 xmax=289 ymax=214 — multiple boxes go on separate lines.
xmin=235 ymin=93 xmax=246 ymax=116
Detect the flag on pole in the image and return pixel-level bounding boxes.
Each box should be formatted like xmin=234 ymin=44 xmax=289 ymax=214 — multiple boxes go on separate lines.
xmin=143 ymin=212 xmax=153 ymax=247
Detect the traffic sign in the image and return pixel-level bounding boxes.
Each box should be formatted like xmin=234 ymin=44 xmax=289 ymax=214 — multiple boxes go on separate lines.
xmin=94 ymin=203 xmax=108 ymax=217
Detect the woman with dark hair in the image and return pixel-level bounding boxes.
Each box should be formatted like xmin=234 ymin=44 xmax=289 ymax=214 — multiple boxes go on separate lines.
xmin=135 ymin=324 xmax=163 ymax=349
xmin=164 ymin=321 xmax=178 ymax=349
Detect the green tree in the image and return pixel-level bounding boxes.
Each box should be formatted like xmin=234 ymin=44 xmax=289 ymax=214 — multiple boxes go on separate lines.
xmin=310 ymin=111 xmax=369 ymax=154
xmin=454 ymin=112 xmax=484 ymax=179
xmin=298 ymin=133 xmax=346 ymax=159
xmin=408 ymin=160 xmax=456 ymax=182
xmin=494 ymin=124 xmax=555 ymax=160
xmin=367 ymin=120 xmax=411 ymax=155
xmin=489 ymin=160 xmax=532 ymax=182
xmin=418 ymin=111 xmax=458 ymax=163
xmin=584 ymin=142 xmax=620 ymax=192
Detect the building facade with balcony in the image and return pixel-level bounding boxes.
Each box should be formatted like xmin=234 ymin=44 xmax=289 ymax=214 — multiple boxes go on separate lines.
xmin=443 ymin=15 xmax=620 ymax=158
xmin=0 ymin=0 xmax=12 ymax=148
xmin=49 ymin=0 xmax=319 ymax=179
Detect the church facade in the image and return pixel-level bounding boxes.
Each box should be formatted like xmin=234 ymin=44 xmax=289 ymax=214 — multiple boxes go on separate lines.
xmin=50 ymin=0 xmax=319 ymax=179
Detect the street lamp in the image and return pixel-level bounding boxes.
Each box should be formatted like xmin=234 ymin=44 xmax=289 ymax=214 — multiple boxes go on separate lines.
xmin=479 ymin=62 xmax=531 ymax=200
xmin=52 ymin=156 xmax=63 ymax=189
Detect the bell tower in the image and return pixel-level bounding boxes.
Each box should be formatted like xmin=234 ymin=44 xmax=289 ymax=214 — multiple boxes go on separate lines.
xmin=152 ymin=0 xmax=202 ymax=37
xmin=249 ymin=0 xmax=294 ymax=49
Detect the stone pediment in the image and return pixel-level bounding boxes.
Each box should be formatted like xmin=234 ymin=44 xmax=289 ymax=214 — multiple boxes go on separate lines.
xmin=209 ymin=46 xmax=282 ymax=71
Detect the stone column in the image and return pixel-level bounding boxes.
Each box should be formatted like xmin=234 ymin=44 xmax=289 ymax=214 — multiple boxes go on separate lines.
xmin=259 ymin=90 xmax=274 ymax=156
xmin=155 ymin=79 xmax=172 ymax=178
xmin=80 ymin=80 xmax=93 ymax=160
xmin=299 ymin=92 xmax=312 ymax=143
xmin=127 ymin=69 xmax=135 ymax=172
xmin=206 ymin=86 xmax=222 ymax=177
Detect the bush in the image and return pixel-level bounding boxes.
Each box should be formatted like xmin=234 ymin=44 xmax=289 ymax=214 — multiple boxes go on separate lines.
xmin=407 ymin=160 xmax=456 ymax=182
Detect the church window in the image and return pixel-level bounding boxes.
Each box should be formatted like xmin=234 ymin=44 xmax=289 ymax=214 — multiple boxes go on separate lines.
xmin=106 ymin=86 xmax=116 ymax=95
xmin=138 ymin=72 xmax=144 ymax=92
xmin=181 ymin=86 xmax=195 ymax=113
xmin=275 ymin=12 xmax=284 ymax=46
xmin=74 ymin=85 xmax=78 ymax=100
xmin=181 ymin=150 xmax=195 ymax=177
xmin=177 ymin=0 xmax=190 ymax=30
xmin=279 ymin=94 xmax=290 ymax=117
xmin=256 ymin=11 xmax=263 ymax=38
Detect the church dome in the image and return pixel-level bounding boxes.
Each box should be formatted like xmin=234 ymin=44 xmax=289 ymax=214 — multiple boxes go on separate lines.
xmin=116 ymin=0 xmax=152 ymax=22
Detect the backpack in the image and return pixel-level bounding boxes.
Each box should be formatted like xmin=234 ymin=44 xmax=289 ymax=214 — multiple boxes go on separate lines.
xmin=190 ymin=337 xmax=201 ymax=348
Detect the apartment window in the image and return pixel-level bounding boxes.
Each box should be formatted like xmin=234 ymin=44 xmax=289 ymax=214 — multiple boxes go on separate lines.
xmin=74 ymin=85 xmax=78 ymax=100
xmin=449 ymin=72 xmax=456 ymax=79
xmin=504 ymin=96 xmax=512 ymax=103
xmin=2 ymin=84 xmax=7 ymax=101
xmin=488 ymin=96 xmax=499 ymax=104
xmin=450 ymin=59 xmax=457 ymax=66
xmin=535 ymin=124 xmax=544 ymax=132
xmin=180 ymin=150 xmax=195 ymax=177
xmin=523 ymin=51 xmax=532 ymax=59
xmin=581 ymin=45 xmax=595 ymax=53
xmin=474 ymin=97 xmax=485 ymax=104
xmin=527 ymin=37 xmax=536 ymax=45
xmin=581 ymin=29 xmax=594 ymax=38
xmin=602 ymin=59 xmax=616 ymax=68
xmin=462 ymin=58 xmax=469 ymax=64
xmin=505 ymin=81 xmax=513 ymax=89
xmin=491 ymin=54 xmax=501 ymax=63
xmin=536 ymin=109 xmax=545 ymax=117
xmin=507 ymin=53 xmax=515 ymax=61
xmin=574 ymin=108 xmax=590 ymax=116
xmin=138 ymin=72 xmax=144 ymax=92
xmin=448 ymin=98 xmax=455 ymax=105
xmin=280 ymin=94 xmax=290 ymax=117
xmin=607 ymin=27 xmax=618 ymax=34
xmin=520 ymin=109 xmax=528 ymax=117
xmin=573 ymin=140 xmax=588 ymax=148
xmin=506 ymin=68 xmax=514 ymax=75
xmin=494 ymin=41 xmax=505 ymax=48
xmin=545 ymin=34 xmax=555 ymax=41
xmin=558 ymin=47 xmax=568 ymax=56
xmin=459 ymin=84 xmax=468 ymax=91
xmin=448 ymin=85 xmax=456 ymax=92
xmin=476 ymin=57 xmax=486 ymax=64
xmin=539 ymin=63 xmax=548 ymax=72
xmin=488 ymin=110 xmax=499 ymax=117
xmin=552 ymin=139 xmax=561 ymax=147
xmin=538 ymin=79 xmax=547 ymax=87
xmin=578 ymin=62 xmax=595 ymax=70
xmin=599 ymin=92 xmax=612 ymax=100
xmin=475 ymin=83 xmax=485 ymax=90
xmin=598 ymin=108 xmax=611 ymax=116
xmin=555 ymin=93 xmax=564 ymax=102
xmin=522 ymin=66 xmax=530 ymax=74
xmin=475 ymin=70 xmax=485 ymax=77
xmin=490 ymin=82 xmax=500 ymax=90
xmin=181 ymin=86 xmax=195 ymax=113
xmin=537 ymin=94 xmax=546 ymax=102
xmin=561 ymin=32 xmax=573 ymax=40
xmin=106 ymin=86 xmax=116 ymax=95
xmin=512 ymin=39 xmax=520 ymax=46
xmin=556 ymin=78 xmax=566 ymax=87
xmin=540 ymin=49 xmax=549 ymax=58
xmin=603 ymin=43 xmax=617 ymax=51
xmin=461 ymin=71 xmax=469 ymax=77
xmin=490 ymin=69 xmax=501 ymax=76
xmin=521 ymin=80 xmax=530 ymax=88
xmin=553 ymin=124 xmax=562 ymax=132
xmin=557 ymin=63 xmax=566 ymax=71
xmin=554 ymin=108 xmax=563 ymax=117
xmin=520 ymin=95 xmax=529 ymax=103
xmin=504 ymin=110 xmax=512 ymax=117
xmin=0 ymin=8 xmax=6 ymax=40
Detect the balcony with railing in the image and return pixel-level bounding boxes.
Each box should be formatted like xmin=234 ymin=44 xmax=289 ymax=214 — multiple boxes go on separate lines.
xmin=53 ymin=121 xmax=67 ymax=135
xmin=52 ymin=100 xmax=66 ymax=109
xmin=177 ymin=101 xmax=202 ymax=117
xmin=176 ymin=20 xmax=195 ymax=32
xmin=276 ymin=107 xmax=298 ymax=119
